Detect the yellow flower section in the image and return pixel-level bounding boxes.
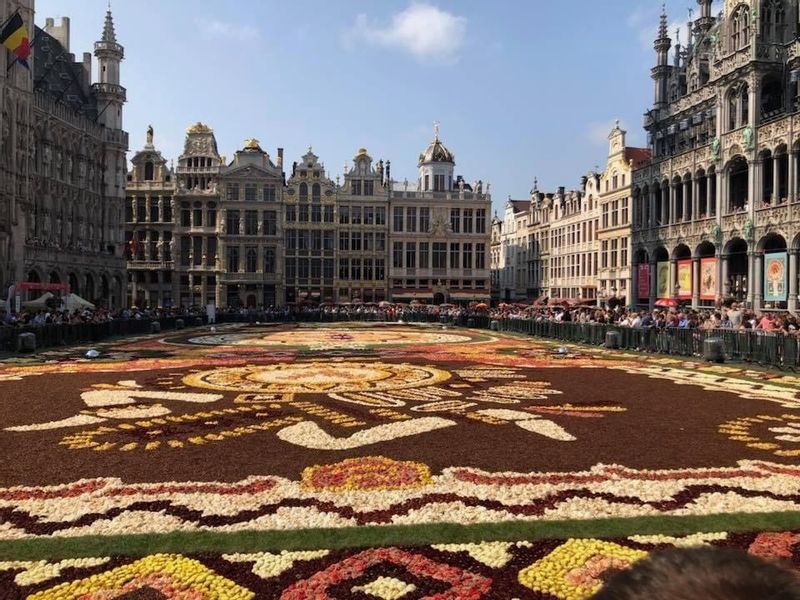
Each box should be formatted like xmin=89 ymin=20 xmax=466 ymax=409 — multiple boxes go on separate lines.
xmin=29 ymin=553 xmax=254 ymax=600
xmin=518 ymin=539 xmax=647 ymax=600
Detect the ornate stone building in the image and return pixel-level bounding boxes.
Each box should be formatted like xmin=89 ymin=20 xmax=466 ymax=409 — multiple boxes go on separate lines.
xmin=388 ymin=131 xmax=491 ymax=304
xmin=336 ymin=148 xmax=389 ymax=303
xmin=283 ymin=148 xmax=336 ymax=305
xmin=492 ymin=198 xmax=532 ymax=302
xmin=632 ymin=0 xmax=800 ymax=312
xmin=218 ymin=139 xmax=284 ymax=308
xmin=125 ymin=127 xmax=175 ymax=308
xmin=597 ymin=123 xmax=650 ymax=305
xmin=1 ymin=2 xmax=128 ymax=307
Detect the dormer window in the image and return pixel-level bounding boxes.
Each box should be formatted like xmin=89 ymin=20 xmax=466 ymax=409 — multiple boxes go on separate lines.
xmin=144 ymin=161 xmax=154 ymax=181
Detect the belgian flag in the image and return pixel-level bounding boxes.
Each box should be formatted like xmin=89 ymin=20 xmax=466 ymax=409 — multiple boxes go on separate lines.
xmin=1 ymin=12 xmax=30 ymax=69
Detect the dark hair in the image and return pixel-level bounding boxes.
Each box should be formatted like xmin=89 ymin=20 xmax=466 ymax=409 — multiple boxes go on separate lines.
xmin=592 ymin=547 xmax=800 ymax=600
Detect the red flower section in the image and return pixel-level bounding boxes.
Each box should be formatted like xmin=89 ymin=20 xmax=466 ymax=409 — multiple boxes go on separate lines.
xmin=280 ymin=547 xmax=492 ymax=599
xmin=748 ymin=532 xmax=800 ymax=561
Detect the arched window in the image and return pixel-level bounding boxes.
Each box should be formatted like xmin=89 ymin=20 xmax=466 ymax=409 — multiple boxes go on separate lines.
xmin=299 ymin=182 xmax=308 ymax=201
xmin=728 ymin=89 xmax=738 ymax=131
xmin=312 ymin=183 xmax=321 ymax=202
xmin=761 ymin=0 xmax=786 ymax=41
xmin=731 ymin=5 xmax=750 ymax=51
xmin=144 ymin=161 xmax=154 ymax=181
xmin=740 ymin=83 xmax=749 ymax=124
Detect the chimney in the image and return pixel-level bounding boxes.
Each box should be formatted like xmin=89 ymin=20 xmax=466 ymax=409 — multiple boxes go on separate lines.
xmin=277 ymin=147 xmax=284 ymax=169
xmin=82 ymin=52 xmax=92 ymax=89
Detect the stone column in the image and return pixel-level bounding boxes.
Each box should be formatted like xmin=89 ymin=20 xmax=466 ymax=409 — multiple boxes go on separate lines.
xmin=692 ymin=257 xmax=701 ymax=309
xmin=661 ymin=186 xmax=668 ymax=225
xmin=789 ymin=249 xmax=799 ymax=315
xmin=750 ymin=160 xmax=760 ymax=213
xmin=650 ymin=187 xmax=657 ymax=228
xmin=720 ymin=252 xmax=730 ymax=298
xmin=670 ymin=258 xmax=678 ymax=299
xmin=692 ymin=177 xmax=700 ymax=221
xmin=158 ymin=196 xmax=164 ymax=223
xmin=715 ymin=169 xmax=724 ymax=216
xmin=746 ymin=251 xmax=756 ymax=308
xmin=649 ymin=257 xmax=658 ymax=308
xmin=774 ymin=156 xmax=781 ymax=204
xmin=630 ymin=258 xmax=638 ymax=310
xmin=753 ymin=251 xmax=764 ymax=312
xmin=669 ymin=183 xmax=677 ymax=224
xmin=683 ymin=179 xmax=691 ymax=221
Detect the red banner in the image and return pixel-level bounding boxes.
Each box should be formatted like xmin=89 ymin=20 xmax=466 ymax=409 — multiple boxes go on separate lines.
xmin=638 ymin=264 xmax=650 ymax=299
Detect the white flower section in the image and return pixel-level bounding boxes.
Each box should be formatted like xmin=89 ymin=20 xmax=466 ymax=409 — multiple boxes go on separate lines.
xmin=223 ymin=550 xmax=329 ymax=579
xmin=352 ymin=576 xmax=417 ymax=599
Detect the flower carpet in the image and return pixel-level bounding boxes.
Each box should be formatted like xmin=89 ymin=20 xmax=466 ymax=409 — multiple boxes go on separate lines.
xmin=0 ymin=322 xmax=798 ymax=598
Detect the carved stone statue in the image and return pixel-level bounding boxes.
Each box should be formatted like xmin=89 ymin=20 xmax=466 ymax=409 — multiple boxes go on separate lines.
xmin=146 ymin=125 xmax=154 ymax=145
xmin=744 ymin=218 xmax=754 ymax=240
xmin=711 ymin=222 xmax=722 ymax=243
xmin=743 ymin=125 xmax=754 ymax=151
xmin=712 ymin=137 xmax=721 ymax=161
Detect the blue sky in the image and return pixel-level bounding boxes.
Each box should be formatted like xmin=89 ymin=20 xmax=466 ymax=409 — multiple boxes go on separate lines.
xmin=34 ymin=0 xmax=719 ymax=213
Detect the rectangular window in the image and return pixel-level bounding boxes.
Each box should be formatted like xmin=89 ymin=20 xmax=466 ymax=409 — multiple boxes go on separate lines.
xmin=263 ymin=210 xmax=277 ymax=235
xmin=163 ymin=201 xmax=172 ymax=223
xmin=263 ymin=185 xmax=276 ymax=202
xmin=463 ymin=209 xmax=473 ymax=233
xmin=136 ymin=197 xmax=146 ymax=221
xmin=339 ymin=231 xmax=349 ymax=251
xmin=433 ymin=242 xmax=447 ymax=269
xmin=450 ymin=242 xmax=460 ymax=269
xmin=311 ymin=258 xmax=322 ymax=279
xmin=149 ymin=202 xmax=159 ymax=223
xmin=463 ymin=243 xmax=473 ymax=269
xmin=227 ymin=245 xmax=240 ymax=272
xmin=323 ymin=205 xmax=334 ymax=223
xmin=339 ymin=206 xmax=350 ymax=225
xmin=352 ymin=180 xmax=362 ymax=196
xmin=193 ymin=206 xmax=203 ymax=227
xmin=323 ymin=231 xmax=334 ymax=251
xmin=351 ymin=231 xmax=362 ymax=251
xmin=621 ymin=198 xmax=629 ymax=224
xmin=364 ymin=206 xmax=374 ymax=225
xmin=364 ymin=258 xmax=373 ymax=280
xmin=393 ymin=242 xmax=404 ymax=268
xmin=323 ymin=258 xmax=334 ymax=280
xmin=245 ymin=246 xmax=258 ymax=272
xmin=419 ymin=207 xmax=430 ymax=233
xmin=298 ymin=230 xmax=310 ymax=251
xmin=227 ymin=210 xmax=240 ymax=235
xmin=180 ymin=236 xmax=191 ymax=266
xmin=424 ymin=174 xmax=430 ymax=191
xmin=245 ymin=210 xmax=258 ymax=235
xmin=364 ymin=180 xmax=374 ymax=196
xmin=434 ymin=174 xmax=445 ymax=191
xmin=351 ymin=259 xmax=361 ymax=280
xmin=406 ymin=242 xmax=416 ymax=269
xmin=181 ymin=204 xmax=191 ymax=227
xmin=192 ymin=236 xmax=202 ymax=266
xmin=450 ymin=209 xmax=460 ymax=233
xmin=207 ymin=237 xmax=217 ymax=264
xmin=311 ymin=204 xmax=321 ymax=223
xmin=263 ymin=247 xmax=275 ymax=273
xmin=375 ymin=232 xmax=386 ymax=251
xmin=476 ymin=243 xmax=486 ymax=269
xmin=339 ymin=259 xmax=349 ymax=280
xmin=286 ymin=205 xmax=296 ymax=222
xmin=406 ymin=207 xmax=417 ymax=233
xmin=125 ymin=197 xmax=134 ymax=222
xmin=611 ymin=239 xmax=618 ymax=268
xmin=363 ymin=232 xmax=374 ymax=251
xmin=286 ymin=258 xmax=296 ymax=280
xmin=244 ymin=184 xmax=257 ymax=202
xmin=298 ymin=258 xmax=309 ymax=279
xmin=207 ymin=206 xmax=217 ymax=228
xmin=375 ymin=259 xmax=385 ymax=280
xmin=476 ymin=209 xmax=486 ymax=234
xmin=311 ymin=230 xmax=323 ymax=251
xmin=620 ymin=237 xmax=628 ymax=267
xmin=351 ymin=206 xmax=362 ymax=225
xmin=393 ymin=207 xmax=404 ymax=232
xmin=298 ymin=205 xmax=309 ymax=222
xmin=285 ymin=230 xmax=297 ymax=251
xmin=227 ymin=184 xmax=240 ymax=201
xmin=601 ymin=240 xmax=609 ymax=268
xmin=419 ymin=242 xmax=429 ymax=269
xmin=375 ymin=207 xmax=386 ymax=225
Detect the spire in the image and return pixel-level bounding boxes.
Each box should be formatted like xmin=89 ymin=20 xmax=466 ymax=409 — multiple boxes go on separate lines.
xmin=658 ymin=4 xmax=668 ymax=40
xmin=102 ymin=4 xmax=117 ymax=43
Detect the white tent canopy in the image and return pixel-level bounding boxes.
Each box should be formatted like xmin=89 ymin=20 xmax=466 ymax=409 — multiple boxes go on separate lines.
xmin=63 ymin=293 xmax=95 ymax=311
xmin=21 ymin=292 xmax=54 ymax=310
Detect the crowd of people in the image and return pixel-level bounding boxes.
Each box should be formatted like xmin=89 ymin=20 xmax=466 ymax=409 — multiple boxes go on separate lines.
xmin=2 ymin=297 xmax=799 ymax=336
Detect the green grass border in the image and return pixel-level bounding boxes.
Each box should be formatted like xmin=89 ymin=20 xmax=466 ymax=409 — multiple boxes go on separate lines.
xmin=2 ymin=512 xmax=800 ymax=561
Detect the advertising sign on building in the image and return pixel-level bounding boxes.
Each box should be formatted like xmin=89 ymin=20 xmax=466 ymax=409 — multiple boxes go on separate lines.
xmin=764 ymin=252 xmax=788 ymax=302
xmin=638 ymin=264 xmax=650 ymax=299
xmin=677 ymin=259 xmax=692 ymax=298
xmin=656 ymin=262 xmax=670 ymax=298
xmin=699 ymin=258 xmax=717 ymax=300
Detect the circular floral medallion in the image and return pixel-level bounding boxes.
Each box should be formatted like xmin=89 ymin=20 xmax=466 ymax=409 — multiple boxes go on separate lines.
xmin=183 ymin=361 xmax=450 ymax=394
xmin=187 ymin=328 xmax=473 ymax=348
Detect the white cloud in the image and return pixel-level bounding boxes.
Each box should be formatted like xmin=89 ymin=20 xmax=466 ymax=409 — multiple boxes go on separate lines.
xmin=196 ymin=18 xmax=259 ymax=42
xmin=345 ymin=3 xmax=467 ymax=65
